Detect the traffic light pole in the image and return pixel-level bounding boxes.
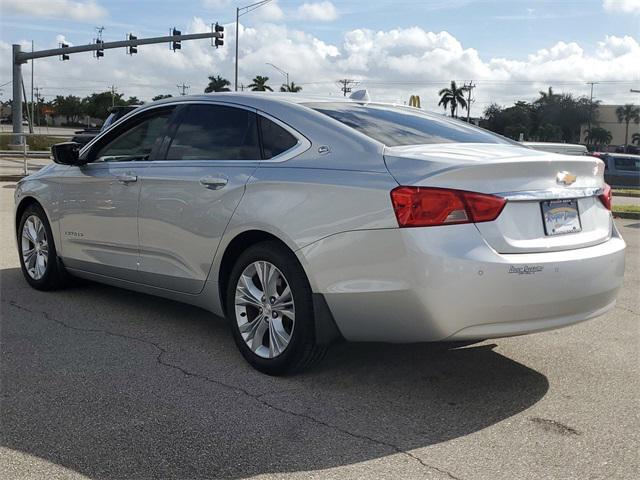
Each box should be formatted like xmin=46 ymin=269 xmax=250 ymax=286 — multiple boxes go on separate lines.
xmin=11 ymin=29 xmax=223 ymax=144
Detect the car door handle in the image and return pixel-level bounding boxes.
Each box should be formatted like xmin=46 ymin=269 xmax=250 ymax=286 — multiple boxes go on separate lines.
xmin=199 ymin=176 xmax=228 ymax=190
xmin=115 ymin=173 xmax=137 ymax=184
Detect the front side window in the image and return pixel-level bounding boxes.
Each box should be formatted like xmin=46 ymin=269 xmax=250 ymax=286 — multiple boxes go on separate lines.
xmin=165 ymin=105 xmax=260 ymax=160
xmin=94 ymin=109 xmax=172 ymax=162
xmin=259 ymin=116 xmax=298 ymax=159
xmin=305 ymin=102 xmax=512 ymax=147
xmin=614 ymin=156 xmax=640 ymax=172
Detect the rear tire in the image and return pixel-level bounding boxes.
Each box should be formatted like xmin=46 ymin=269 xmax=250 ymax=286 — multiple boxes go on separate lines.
xmin=17 ymin=203 xmax=69 ymax=291
xmin=226 ymin=241 xmax=326 ymax=375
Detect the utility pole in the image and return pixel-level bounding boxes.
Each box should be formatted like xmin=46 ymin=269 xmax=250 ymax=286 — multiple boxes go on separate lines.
xmin=336 ymin=79 xmax=358 ymax=97
xmin=110 ymin=85 xmax=117 ymax=107
xmin=10 ymin=27 xmax=224 ymax=145
xmin=463 ymin=81 xmax=476 ymax=123
xmin=586 ymin=81 xmax=599 ymax=135
xmin=176 ymin=83 xmax=190 ymax=96
xmin=30 ymin=40 xmax=34 ymax=134
xmin=33 ymin=86 xmax=43 ymax=127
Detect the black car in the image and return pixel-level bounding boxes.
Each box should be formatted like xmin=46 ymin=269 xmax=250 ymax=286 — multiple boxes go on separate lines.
xmin=71 ymin=105 xmax=139 ymax=146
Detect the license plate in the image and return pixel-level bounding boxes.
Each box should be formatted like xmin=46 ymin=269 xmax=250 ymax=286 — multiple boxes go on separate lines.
xmin=541 ymin=199 xmax=582 ymax=236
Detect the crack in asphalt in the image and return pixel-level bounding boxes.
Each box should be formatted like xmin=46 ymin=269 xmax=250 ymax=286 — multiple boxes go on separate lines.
xmin=529 ymin=417 xmax=581 ymax=436
xmin=4 ymin=299 xmax=463 ymax=480
xmin=615 ymin=305 xmax=640 ymax=317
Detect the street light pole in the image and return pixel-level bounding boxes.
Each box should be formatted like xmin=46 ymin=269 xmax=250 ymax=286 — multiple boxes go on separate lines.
xmin=234 ymin=0 xmax=273 ymax=91
xmin=266 ymin=62 xmax=289 ymax=89
xmin=235 ymin=7 xmax=239 ymax=92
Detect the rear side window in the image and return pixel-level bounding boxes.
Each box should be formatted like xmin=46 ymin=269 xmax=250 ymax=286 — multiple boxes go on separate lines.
xmin=614 ymin=156 xmax=640 ymax=172
xmin=305 ymin=102 xmax=511 ymax=147
xmin=166 ymin=104 xmax=260 ymax=160
xmin=259 ymin=116 xmax=298 ymax=159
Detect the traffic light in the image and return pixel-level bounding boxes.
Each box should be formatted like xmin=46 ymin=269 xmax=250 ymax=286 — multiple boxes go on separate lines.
xmin=95 ymin=39 xmax=104 ymax=58
xmin=127 ymin=34 xmax=137 ymax=55
xmin=214 ymin=23 xmax=224 ymax=48
xmin=171 ymin=28 xmax=181 ymax=51
xmin=59 ymin=43 xmax=69 ymax=61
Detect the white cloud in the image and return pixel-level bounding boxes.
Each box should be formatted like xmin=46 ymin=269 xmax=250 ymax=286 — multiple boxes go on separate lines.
xmin=297 ymin=1 xmax=338 ymax=21
xmin=0 ymin=0 xmax=107 ymax=20
xmin=254 ymin=0 xmax=284 ymax=21
xmin=1 ymin=21 xmax=637 ymax=111
xmin=603 ymin=0 xmax=640 ymax=14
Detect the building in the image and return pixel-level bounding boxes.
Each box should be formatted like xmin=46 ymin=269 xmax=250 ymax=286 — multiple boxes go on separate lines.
xmin=580 ymin=104 xmax=640 ymax=150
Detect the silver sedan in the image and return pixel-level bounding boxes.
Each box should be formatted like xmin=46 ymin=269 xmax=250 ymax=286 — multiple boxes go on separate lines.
xmin=14 ymin=93 xmax=626 ymax=374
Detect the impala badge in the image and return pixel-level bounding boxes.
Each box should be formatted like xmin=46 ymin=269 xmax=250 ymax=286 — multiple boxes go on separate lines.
xmin=556 ymin=171 xmax=577 ymax=186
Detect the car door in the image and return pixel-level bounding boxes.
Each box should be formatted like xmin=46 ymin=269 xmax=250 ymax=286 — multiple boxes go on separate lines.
xmin=58 ymin=106 xmax=176 ymax=280
xmin=136 ymin=103 xmax=262 ymax=293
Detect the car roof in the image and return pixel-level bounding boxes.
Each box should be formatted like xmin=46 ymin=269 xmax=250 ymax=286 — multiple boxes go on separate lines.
xmin=151 ymin=92 xmax=363 ymax=107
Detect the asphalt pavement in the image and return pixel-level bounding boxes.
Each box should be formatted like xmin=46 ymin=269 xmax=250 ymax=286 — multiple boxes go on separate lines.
xmin=0 ymin=181 xmax=638 ymax=480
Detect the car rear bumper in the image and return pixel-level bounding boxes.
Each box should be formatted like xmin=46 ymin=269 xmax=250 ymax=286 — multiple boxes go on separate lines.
xmin=298 ymin=222 xmax=626 ymax=342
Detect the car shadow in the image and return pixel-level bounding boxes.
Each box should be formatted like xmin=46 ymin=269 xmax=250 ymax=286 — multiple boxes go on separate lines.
xmin=0 ymin=267 xmax=549 ymax=479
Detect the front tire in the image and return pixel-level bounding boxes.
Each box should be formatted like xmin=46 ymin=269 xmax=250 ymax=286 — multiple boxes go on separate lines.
xmin=226 ymin=241 xmax=326 ymax=375
xmin=18 ymin=203 xmax=68 ymax=291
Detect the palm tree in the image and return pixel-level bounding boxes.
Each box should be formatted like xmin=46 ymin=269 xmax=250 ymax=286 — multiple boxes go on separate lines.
xmin=204 ymin=75 xmax=231 ymax=93
xmin=280 ymin=81 xmax=302 ymax=93
xmin=615 ymin=103 xmax=640 ymax=146
xmin=438 ymin=81 xmax=467 ymax=118
xmin=633 ymin=132 xmax=640 ymax=145
xmin=585 ymin=127 xmax=613 ymax=149
xmin=248 ymin=76 xmax=273 ymax=92
xmin=536 ymin=86 xmax=556 ymax=104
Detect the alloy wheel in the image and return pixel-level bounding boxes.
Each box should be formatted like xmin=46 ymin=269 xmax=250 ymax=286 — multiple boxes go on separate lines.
xmin=21 ymin=215 xmax=48 ymax=280
xmin=234 ymin=261 xmax=295 ymax=359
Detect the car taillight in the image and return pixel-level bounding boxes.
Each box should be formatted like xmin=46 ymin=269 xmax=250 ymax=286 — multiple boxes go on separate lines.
xmin=390 ymin=186 xmax=507 ymax=228
xmin=598 ymin=183 xmax=612 ymax=211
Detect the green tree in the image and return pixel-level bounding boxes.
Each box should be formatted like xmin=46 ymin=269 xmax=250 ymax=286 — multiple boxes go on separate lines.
xmin=52 ymin=95 xmax=83 ymax=124
xmin=280 ymin=81 xmax=302 ymax=92
xmin=532 ymin=90 xmax=592 ymax=143
xmin=82 ymin=91 xmax=124 ymax=119
xmin=536 ymin=123 xmax=563 ymax=142
xmin=152 ymin=94 xmax=173 ymax=101
xmin=481 ymin=101 xmax=534 ymax=139
xmin=615 ymin=104 xmax=640 ymax=147
xmin=204 ymin=75 xmax=231 ymax=93
xmin=438 ymin=81 xmax=467 ymax=118
xmin=584 ymin=127 xmax=612 ymax=149
xmin=125 ymin=96 xmax=143 ymax=105
xmin=248 ymin=75 xmax=273 ymax=92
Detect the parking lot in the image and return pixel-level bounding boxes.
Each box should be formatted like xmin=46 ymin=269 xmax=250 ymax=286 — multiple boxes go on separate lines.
xmin=0 ymin=180 xmax=638 ymax=480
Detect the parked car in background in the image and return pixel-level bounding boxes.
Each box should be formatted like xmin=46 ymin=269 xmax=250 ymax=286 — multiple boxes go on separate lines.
xmin=591 ymin=152 xmax=640 ymax=187
xmin=14 ymin=93 xmax=626 ymax=374
xmin=71 ymin=105 xmax=139 ymax=146
xmin=523 ymin=142 xmax=588 ymax=156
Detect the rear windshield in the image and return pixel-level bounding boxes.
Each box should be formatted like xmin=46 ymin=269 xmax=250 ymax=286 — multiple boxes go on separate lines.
xmin=305 ymin=102 xmax=511 ymax=147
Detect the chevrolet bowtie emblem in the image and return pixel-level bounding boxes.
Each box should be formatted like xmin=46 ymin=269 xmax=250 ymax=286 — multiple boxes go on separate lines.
xmin=556 ymin=171 xmax=577 ymax=186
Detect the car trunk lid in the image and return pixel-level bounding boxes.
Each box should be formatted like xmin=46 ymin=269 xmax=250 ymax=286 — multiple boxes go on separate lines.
xmin=384 ymin=143 xmax=611 ymax=254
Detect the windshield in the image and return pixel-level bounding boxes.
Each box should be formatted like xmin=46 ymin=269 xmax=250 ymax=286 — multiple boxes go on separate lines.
xmin=306 ymin=102 xmax=512 ymax=147
xmin=100 ymin=112 xmax=118 ymax=131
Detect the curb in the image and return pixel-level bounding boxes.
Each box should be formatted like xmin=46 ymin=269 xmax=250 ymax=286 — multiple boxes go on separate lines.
xmin=0 ymin=175 xmax=25 ymax=182
xmin=613 ymin=192 xmax=640 ymax=198
xmin=613 ymin=211 xmax=640 ymax=220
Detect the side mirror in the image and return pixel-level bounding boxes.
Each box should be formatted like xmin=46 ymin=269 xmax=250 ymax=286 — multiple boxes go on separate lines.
xmin=51 ymin=142 xmax=85 ymax=165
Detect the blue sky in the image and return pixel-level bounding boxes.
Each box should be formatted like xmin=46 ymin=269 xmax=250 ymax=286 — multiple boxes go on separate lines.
xmin=1 ymin=0 xmax=639 ymax=110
